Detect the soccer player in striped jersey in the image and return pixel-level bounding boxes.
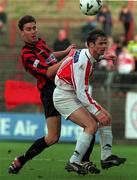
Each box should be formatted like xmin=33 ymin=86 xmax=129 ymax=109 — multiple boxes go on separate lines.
xmin=8 ymin=15 xmax=98 ymax=175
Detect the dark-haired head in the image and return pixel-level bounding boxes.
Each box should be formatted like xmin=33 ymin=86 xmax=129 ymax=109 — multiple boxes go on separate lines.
xmin=87 ymin=29 xmax=107 ymax=47
xmin=18 ymin=15 xmax=36 ymax=31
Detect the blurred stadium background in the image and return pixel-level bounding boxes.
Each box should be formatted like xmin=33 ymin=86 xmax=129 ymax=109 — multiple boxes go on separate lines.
xmin=0 ymin=0 xmax=137 ymax=179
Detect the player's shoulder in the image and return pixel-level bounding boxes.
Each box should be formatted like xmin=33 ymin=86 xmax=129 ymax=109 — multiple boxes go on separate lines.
xmin=79 ymin=48 xmax=89 ymax=61
xmin=21 ymin=45 xmax=31 ymax=53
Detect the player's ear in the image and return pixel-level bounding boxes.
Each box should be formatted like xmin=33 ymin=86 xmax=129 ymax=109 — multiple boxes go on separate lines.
xmin=88 ymin=42 xmax=94 ymax=48
xmin=20 ymin=30 xmax=25 ymax=37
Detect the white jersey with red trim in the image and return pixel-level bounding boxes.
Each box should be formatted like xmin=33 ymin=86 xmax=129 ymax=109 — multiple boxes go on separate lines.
xmin=55 ymin=48 xmax=101 ymax=113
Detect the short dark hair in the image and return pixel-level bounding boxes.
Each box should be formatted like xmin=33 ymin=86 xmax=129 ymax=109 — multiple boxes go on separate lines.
xmin=87 ymin=29 xmax=107 ymax=46
xmin=18 ymin=15 xmax=36 ymax=31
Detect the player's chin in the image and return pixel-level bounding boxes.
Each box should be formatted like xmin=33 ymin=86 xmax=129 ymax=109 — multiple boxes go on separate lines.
xmin=98 ymin=53 xmax=104 ymax=57
xmin=30 ymin=39 xmax=37 ymax=44
xmin=31 ymin=36 xmax=37 ymax=42
xmin=100 ymin=50 xmax=105 ymax=54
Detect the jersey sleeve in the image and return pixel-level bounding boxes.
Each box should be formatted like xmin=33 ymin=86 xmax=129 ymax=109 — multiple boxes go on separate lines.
xmin=72 ymin=55 xmax=100 ymax=114
xmin=22 ymin=50 xmax=48 ymax=77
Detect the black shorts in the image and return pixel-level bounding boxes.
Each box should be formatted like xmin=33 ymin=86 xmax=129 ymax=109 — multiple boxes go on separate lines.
xmin=40 ymin=83 xmax=60 ymax=118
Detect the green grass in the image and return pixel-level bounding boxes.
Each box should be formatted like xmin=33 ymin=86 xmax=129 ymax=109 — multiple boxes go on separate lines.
xmin=0 ymin=142 xmax=137 ymax=180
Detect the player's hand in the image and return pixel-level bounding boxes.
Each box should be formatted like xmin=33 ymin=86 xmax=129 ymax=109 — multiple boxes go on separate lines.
xmin=98 ymin=118 xmax=110 ymax=126
xmin=65 ymin=44 xmax=76 ymax=53
xmin=104 ymin=52 xmax=117 ymax=65
xmin=96 ymin=111 xmax=111 ymax=126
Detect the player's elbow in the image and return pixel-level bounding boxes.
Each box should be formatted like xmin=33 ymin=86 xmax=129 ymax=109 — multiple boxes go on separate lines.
xmin=46 ymin=70 xmax=55 ymax=78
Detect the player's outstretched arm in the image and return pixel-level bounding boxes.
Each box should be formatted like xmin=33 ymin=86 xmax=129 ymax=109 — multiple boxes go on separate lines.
xmin=53 ymin=44 xmax=76 ymax=58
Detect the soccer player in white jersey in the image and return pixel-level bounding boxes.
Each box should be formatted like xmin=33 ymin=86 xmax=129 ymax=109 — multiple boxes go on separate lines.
xmin=53 ymin=29 xmax=126 ymax=175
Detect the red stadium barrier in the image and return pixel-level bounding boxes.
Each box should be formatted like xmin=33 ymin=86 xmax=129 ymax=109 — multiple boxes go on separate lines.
xmin=4 ymin=80 xmax=41 ymax=110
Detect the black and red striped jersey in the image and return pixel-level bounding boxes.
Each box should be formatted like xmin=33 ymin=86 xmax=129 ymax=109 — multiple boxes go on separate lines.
xmin=21 ymin=38 xmax=58 ymax=90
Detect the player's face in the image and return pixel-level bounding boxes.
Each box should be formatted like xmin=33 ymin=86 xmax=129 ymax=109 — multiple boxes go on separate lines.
xmin=21 ymin=22 xmax=38 ymax=44
xmin=89 ymin=36 xmax=108 ymax=60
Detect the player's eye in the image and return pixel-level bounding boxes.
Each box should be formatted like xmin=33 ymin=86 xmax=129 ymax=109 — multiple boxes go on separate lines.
xmin=32 ymin=26 xmax=36 ymax=31
xmin=25 ymin=27 xmax=32 ymax=31
xmin=25 ymin=26 xmax=36 ymax=32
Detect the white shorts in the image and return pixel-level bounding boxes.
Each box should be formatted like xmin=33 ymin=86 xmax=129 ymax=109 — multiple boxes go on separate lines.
xmin=53 ymin=87 xmax=100 ymax=119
